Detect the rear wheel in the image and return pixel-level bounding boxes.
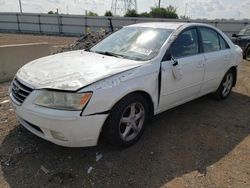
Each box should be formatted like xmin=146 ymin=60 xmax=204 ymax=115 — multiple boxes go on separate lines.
xmin=103 ymin=94 xmax=149 ymax=147
xmin=213 ymin=70 xmax=234 ymax=100
xmin=246 ymin=46 xmax=250 ymax=61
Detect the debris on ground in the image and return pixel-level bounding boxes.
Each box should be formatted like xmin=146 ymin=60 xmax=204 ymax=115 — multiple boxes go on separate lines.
xmin=12 ymin=144 xmax=38 ymax=155
xmin=3 ymin=157 xmax=12 ymax=167
xmin=87 ymin=166 xmax=93 ymax=174
xmin=0 ymin=119 xmax=8 ymax=124
xmin=13 ymin=147 xmax=22 ymax=155
xmin=0 ymin=100 xmax=9 ymax=104
xmin=41 ymin=165 xmax=50 ymax=174
xmin=58 ymin=30 xmax=110 ymax=53
xmin=96 ymin=152 xmax=103 ymax=162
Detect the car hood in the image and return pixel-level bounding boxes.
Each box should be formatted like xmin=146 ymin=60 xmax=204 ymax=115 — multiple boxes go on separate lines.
xmin=16 ymin=50 xmax=145 ymax=91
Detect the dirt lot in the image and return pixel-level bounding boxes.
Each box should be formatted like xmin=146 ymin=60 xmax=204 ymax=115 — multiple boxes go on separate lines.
xmin=0 ymin=33 xmax=249 ymax=187
xmin=0 ymin=33 xmax=77 ymax=53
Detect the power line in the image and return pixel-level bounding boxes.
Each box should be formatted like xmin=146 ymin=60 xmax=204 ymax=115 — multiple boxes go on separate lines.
xmin=111 ymin=0 xmax=137 ymax=16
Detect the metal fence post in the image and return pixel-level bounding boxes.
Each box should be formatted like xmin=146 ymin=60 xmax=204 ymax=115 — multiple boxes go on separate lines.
xmin=56 ymin=10 xmax=62 ymax=35
xmin=84 ymin=16 xmax=87 ymax=35
xmin=38 ymin=14 xmax=42 ymax=33
xmin=108 ymin=18 xmax=113 ymax=32
xmin=16 ymin=13 xmax=20 ymax=33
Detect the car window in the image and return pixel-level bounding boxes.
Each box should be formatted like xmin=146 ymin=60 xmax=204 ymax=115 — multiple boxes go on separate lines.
xmin=239 ymin=27 xmax=250 ymax=35
xmin=170 ymin=28 xmax=199 ymax=58
xmin=245 ymin=29 xmax=250 ymax=35
xmin=200 ymin=28 xmax=220 ymax=53
xmin=219 ymin=35 xmax=230 ymax=50
xmin=90 ymin=27 xmax=172 ymax=61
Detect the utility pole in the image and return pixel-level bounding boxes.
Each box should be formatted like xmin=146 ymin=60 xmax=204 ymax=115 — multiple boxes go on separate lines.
xmin=184 ymin=3 xmax=188 ymax=18
xmin=18 ymin=0 xmax=23 ymax=13
xmin=158 ymin=0 xmax=161 ymax=8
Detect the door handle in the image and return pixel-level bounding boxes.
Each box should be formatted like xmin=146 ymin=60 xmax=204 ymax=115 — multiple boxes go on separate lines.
xmin=171 ymin=56 xmax=178 ymax=67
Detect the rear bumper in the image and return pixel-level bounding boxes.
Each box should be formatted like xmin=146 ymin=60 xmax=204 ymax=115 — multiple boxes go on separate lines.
xmin=10 ymin=91 xmax=108 ymax=147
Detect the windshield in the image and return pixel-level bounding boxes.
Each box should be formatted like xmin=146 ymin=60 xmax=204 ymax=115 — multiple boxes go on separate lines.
xmin=239 ymin=26 xmax=250 ymax=35
xmin=90 ymin=27 xmax=172 ymax=61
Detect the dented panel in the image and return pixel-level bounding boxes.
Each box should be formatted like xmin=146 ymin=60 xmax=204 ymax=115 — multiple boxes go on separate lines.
xmin=16 ymin=50 xmax=146 ymax=91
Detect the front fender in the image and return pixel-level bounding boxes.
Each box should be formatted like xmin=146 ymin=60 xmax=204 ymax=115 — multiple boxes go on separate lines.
xmin=79 ymin=63 xmax=159 ymax=116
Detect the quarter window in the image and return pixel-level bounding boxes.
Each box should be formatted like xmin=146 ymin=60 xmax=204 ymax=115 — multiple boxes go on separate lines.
xmin=170 ymin=28 xmax=199 ymax=58
xmin=200 ymin=28 xmax=220 ymax=52
xmin=219 ymin=35 xmax=230 ymax=50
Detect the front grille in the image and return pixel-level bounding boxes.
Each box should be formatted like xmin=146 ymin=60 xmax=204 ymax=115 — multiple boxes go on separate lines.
xmin=11 ymin=78 xmax=33 ymax=105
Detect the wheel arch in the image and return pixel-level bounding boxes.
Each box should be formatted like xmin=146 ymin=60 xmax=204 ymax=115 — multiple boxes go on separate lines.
xmin=98 ymin=90 xmax=154 ymax=142
xmin=229 ymin=66 xmax=237 ymax=87
xmin=244 ymin=43 xmax=250 ymax=59
xmin=110 ymin=90 xmax=154 ymax=120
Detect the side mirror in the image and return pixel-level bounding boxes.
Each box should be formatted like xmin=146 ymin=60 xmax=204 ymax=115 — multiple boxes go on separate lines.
xmin=232 ymin=33 xmax=238 ymax=38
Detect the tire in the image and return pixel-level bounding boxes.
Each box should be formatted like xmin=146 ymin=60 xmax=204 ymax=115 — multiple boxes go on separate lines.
xmin=103 ymin=93 xmax=149 ymax=147
xmin=246 ymin=46 xmax=250 ymax=61
xmin=213 ymin=70 xmax=235 ymax=100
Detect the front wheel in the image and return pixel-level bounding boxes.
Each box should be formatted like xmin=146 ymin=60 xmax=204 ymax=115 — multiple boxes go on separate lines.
xmin=213 ymin=70 xmax=234 ymax=100
xmin=103 ymin=94 xmax=149 ymax=147
xmin=246 ymin=46 xmax=250 ymax=61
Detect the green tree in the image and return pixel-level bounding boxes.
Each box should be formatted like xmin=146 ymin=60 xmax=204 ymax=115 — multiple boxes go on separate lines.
xmin=86 ymin=11 xmax=98 ymax=16
xmin=124 ymin=9 xmax=138 ymax=17
xmin=149 ymin=6 xmax=178 ymax=19
xmin=139 ymin=12 xmax=150 ymax=17
xmin=48 ymin=11 xmax=55 ymax=14
xmin=105 ymin=11 xmax=113 ymax=16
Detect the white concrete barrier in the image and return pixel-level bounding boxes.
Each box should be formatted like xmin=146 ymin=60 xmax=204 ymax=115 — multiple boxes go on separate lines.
xmin=0 ymin=43 xmax=50 ymax=83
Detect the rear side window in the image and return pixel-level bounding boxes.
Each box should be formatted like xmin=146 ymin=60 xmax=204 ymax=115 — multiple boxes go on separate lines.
xmin=200 ymin=28 xmax=220 ymax=52
xmin=171 ymin=28 xmax=199 ymax=58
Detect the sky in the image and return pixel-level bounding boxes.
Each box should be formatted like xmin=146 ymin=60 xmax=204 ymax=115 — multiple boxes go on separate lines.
xmin=0 ymin=0 xmax=249 ymax=20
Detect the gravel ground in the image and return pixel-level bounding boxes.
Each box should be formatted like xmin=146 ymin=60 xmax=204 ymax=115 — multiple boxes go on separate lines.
xmin=0 ymin=33 xmax=249 ymax=187
xmin=0 ymin=61 xmax=249 ymax=188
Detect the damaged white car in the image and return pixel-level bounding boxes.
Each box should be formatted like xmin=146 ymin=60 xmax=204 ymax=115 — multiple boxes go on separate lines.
xmin=9 ymin=22 xmax=242 ymax=147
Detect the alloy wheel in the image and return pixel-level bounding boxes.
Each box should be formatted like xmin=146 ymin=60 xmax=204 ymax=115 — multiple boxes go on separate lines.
xmin=222 ymin=72 xmax=233 ymax=97
xmin=119 ymin=102 xmax=145 ymax=142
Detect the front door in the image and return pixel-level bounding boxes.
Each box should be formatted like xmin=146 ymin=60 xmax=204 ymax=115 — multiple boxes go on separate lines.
xmin=159 ymin=28 xmax=205 ymax=111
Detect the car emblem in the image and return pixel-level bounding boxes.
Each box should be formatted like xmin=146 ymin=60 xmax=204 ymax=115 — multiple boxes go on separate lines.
xmin=13 ymin=85 xmax=20 ymax=94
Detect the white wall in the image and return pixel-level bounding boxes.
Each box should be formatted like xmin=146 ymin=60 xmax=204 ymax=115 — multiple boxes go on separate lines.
xmin=0 ymin=43 xmax=50 ymax=82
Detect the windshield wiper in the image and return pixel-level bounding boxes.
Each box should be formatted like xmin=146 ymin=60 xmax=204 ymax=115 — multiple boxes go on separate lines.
xmin=93 ymin=51 xmax=125 ymax=58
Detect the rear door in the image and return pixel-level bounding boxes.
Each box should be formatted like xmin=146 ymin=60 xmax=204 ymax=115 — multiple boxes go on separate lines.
xmin=198 ymin=27 xmax=232 ymax=95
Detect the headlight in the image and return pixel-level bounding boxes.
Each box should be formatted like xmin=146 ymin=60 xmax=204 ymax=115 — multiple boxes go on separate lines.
xmin=34 ymin=90 xmax=92 ymax=111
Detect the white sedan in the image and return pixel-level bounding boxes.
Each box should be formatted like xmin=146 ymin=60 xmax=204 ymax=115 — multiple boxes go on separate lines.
xmin=9 ymin=22 xmax=242 ymax=147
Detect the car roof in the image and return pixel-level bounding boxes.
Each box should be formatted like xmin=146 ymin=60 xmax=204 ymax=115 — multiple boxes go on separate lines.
xmin=126 ymin=22 xmax=217 ymax=31
xmin=126 ymin=22 xmax=185 ymax=30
